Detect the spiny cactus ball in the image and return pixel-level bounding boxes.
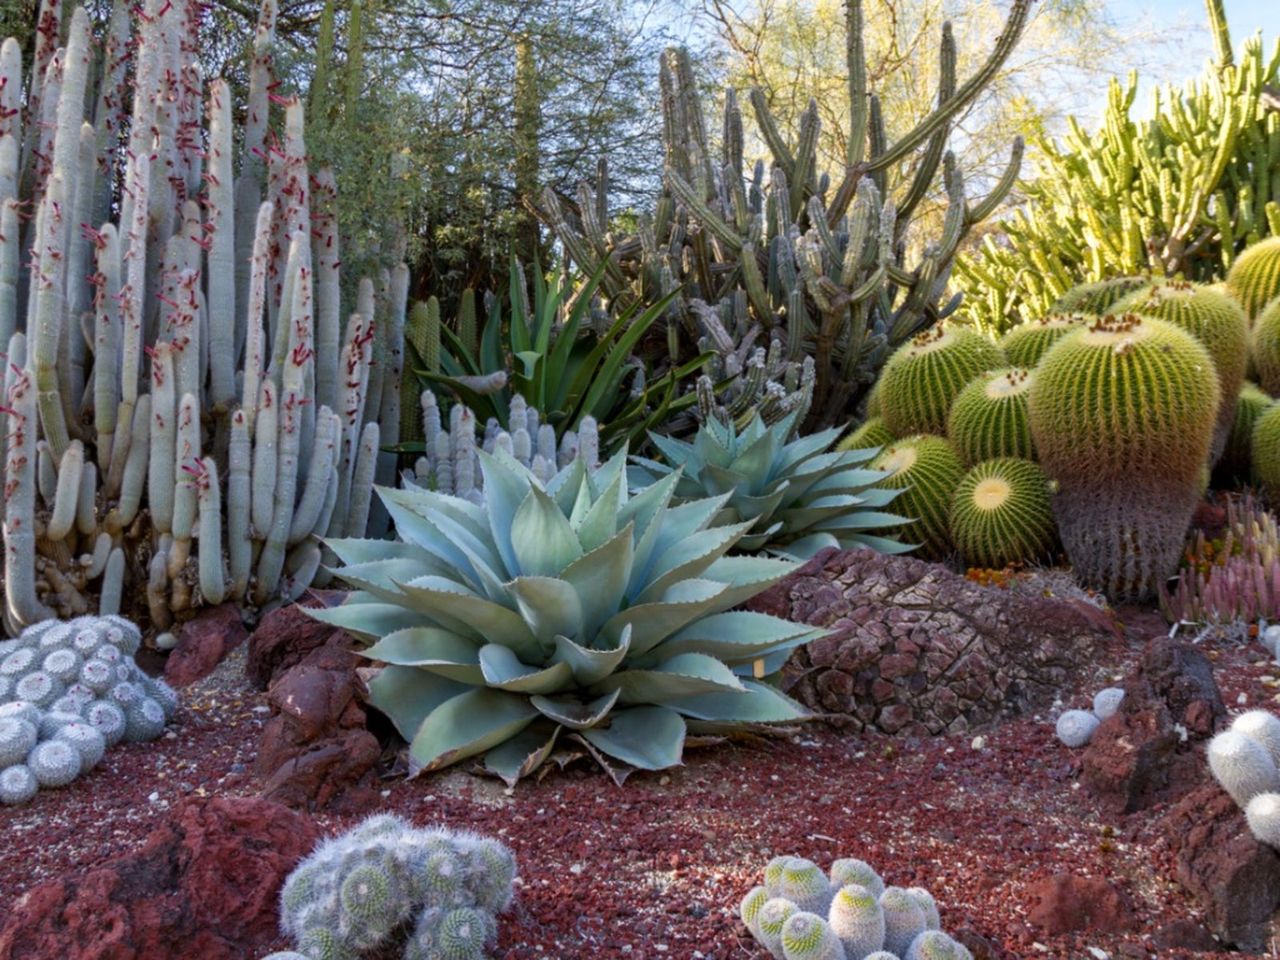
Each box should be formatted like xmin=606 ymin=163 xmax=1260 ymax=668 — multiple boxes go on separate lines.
xmin=0 ymin=764 xmax=37 ymax=805
xmin=757 ymin=897 xmax=799 ymax=959
xmin=777 ymin=857 xmax=832 ymax=915
xmin=1232 ymin=711 xmax=1280 ymax=768
xmin=906 ymin=887 xmax=941 ymax=930
xmin=0 ymin=717 xmax=37 ymax=767
xmin=1115 ymin=280 xmax=1250 ymax=463
xmin=1219 ymin=382 xmax=1273 ymax=481
xmin=998 ymin=313 xmax=1086 ymax=369
xmin=1208 ymin=729 xmax=1280 ymax=807
xmin=906 ymin=929 xmax=974 ymax=959
xmin=1253 ymin=401 xmax=1280 ymax=500
xmin=880 ymin=886 xmax=929 ymax=956
xmin=948 ymin=457 xmax=1056 ymax=569
xmin=740 ymin=885 xmax=769 ymax=938
xmin=1254 ymin=298 xmax=1280 ymax=395
xmin=28 ymin=739 xmax=82 ymax=788
xmin=1245 ymin=792 xmax=1280 ymax=848
xmin=878 ymin=326 xmax=1006 ymax=437
xmin=829 ymin=858 xmax=885 ymax=898
xmin=945 ymin=368 xmax=1036 ymax=466
xmin=1092 ymin=688 xmax=1125 ymax=721
xmin=872 ymin=435 xmax=965 ymax=560
xmin=829 ymin=883 xmax=886 ymax=958
xmin=839 ymin=416 xmax=895 ymax=452
xmin=780 ymin=911 xmax=845 ymax=960
xmin=1028 ymin=314 xmax=1220 ymax=601
xmin=1226 ymin=236 xmax=1280 ymax=320
xmin=1049 ymin=276 xmax=1149 ymax=316
xmin=1056 ymin=709 xmax=1101 ymax=748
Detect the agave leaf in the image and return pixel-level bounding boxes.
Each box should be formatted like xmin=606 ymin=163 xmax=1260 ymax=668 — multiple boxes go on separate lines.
xmin=324 ymin=537 xmax=440 ymax=568
xmin=546 ymin=457 xmax=586 ymax=508
xmin=664 ymin=679 xmax=810 ymax=723
xmin=619 ymin=469 xmax=681 ymax=547
xmin=767 ymin=532 xmax=841 ymax=561
xmin=660 ymin=611 xmax=818 ymax=664
xmin=723 ymin=485 xmax=790 ymax=526
xmin=573 ymin=470 xmax=622 ymax=553
xmin=381 ymin=484 xmax=490 ymax=538
xmin=530 ymin=688 xmax=621 ymax=729
xmin=512 ymin=485 xmax=584 ymax=577
xmin=559 ymin=525 xmax=634 ymax=639
xmin=586 ymin=449 xmax=628 ymax=501
xmin=844 ymin=486 xmax=905 ymax=509
xmin=307 ymin=601 xmax=424 ymax=643
xmin=395 ymin=576 xmax=541 ymax=659
xmin=646 ymin=431 xmax=696 ymax=472
xmin=416 ymin=507 xmax=509 ymax=599
xmin=773 ymin=425 xmax=843 ymax=471
xmin=696 ymin=460 xmax=751 ymax=498
xmin=579 ymin=705 xmax=686 ymax=770
xmin=700 ymin=555 xmax=799 ymax=610
xmin=593 ymin=652 xmax=747 ymax=704
xmin=636 ymin=521 xmax=754 ymax=603
xmin=549 ymin=627 xmax=632 ymax=685
xmin=843 ymin=533 xmax=917 ymax=554
xmin=806 ymin=509 xmax=912 ymax=531
xmin=407 ymin=688 xmax=539 ymax=775
xmin=477 ymin=449 xmax=532 ymax=574
xmin=483 ymin=724 xmax=560 ymax=786
xmin=567 ymin=472 xmax=594 ymax=528
xmin=329 ymin=558 xmax=440 ymax=601
xmin=602 ymin=578 xmax=729 ymax=656
xmin=804 ymin=466 xmax=891 ymax=495
xmin=508 ymin=577 xmax=583 ymax=643
xmin=726 ymin=428 xmax=778 ymax=487
xmin=361 ymin=627 xmax=484 ymax=683
xmin=379 ymin=498 xmax=487 ymax=591
xmin=366 ymin=664 xmax=472 ymax=742
xmin=478 ymin=644 xmax=574 ymax=694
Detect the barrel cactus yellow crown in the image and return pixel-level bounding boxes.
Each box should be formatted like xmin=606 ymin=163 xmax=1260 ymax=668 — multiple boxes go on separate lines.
xmin=949 ymin=458 xmax=1057 ymax=569
xmin=945 ymin=368 xmax=1035 ymax=465
xmin=870 ymin=435 xmax=965 ymax=560
xmin=1049 ymin=276 xmax=1148 ymax=316
xmin=1252 ymin=298 xmax=1280 ymax=395
xmin=1028 ymin=313 xmax=1220 ymax=601
xmin=1114 ymin=280 xmax=1249 ymax=464
xmin=998 ymin=314 xmax=1086 ymax=368
xmin=878 ymin=327 xmax=1005 ymax=437
xmin=1226 ymin=236 xmax=1280 ymax=320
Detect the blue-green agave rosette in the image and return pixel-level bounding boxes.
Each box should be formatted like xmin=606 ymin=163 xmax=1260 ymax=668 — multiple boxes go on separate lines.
xmin=310 ymin=449 xmax=821 ymax=785
xmin=627 ymin=411 xmax=911 ymax=561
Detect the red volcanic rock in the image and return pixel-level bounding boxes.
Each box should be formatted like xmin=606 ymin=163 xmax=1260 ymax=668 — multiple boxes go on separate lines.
xmin=747 ymin=549 xmax=1117 ymax=735
xmin=1025 ymin=874 xmax=1134 ymax=935
xmin=1162 ymin=784 xmax=1280 ymax=952
xmin=0 ymin=797 xmax=317 ymax=960
xmin=250 ymin=603 xmax=380 ymax=810
xmin=162 ymin=602 xmax=249 ymax=687
xmin=1150 ymin=919 xmax=1222 ymax=952
xmin=246 ymin=590 xmax=349 ymax=689
xmin=1082 ymin=638 xmax=1224 ymax=813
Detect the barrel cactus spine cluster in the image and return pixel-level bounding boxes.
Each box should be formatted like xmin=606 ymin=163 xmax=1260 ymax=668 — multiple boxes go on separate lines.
xmin=263 ymin=814 xmax=516 ymax=960
xmin=0 ymin=614 xmax=174 ymax=804
xmin=0 ymin=0 xmax=400 ymax=638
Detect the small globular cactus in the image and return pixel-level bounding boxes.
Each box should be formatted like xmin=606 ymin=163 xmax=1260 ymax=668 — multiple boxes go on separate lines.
xmin=829 ymin=884 xmax=885 ymax=958
xmin=905 ymin=929 xmax=974 ymax=959
xmin=880 ymin=887 xmax=928 ymax=957
xmin=1055 ymin=709 xmax=1101 ymax=748
xmin=1092 ymin=688 xmax=1125 ymax=721
xmin=1245 ymin=792 xmax=1280 ymax=849
xmin=780 ymin=911 xmax=846 ymax=960
xmin=1208 ymin=729 xmax=1280 ymax=807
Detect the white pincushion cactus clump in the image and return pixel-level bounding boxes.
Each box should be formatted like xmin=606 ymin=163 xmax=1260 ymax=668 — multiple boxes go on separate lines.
xmin=739 ymin=852 xmax=971 ymax=960
xmin=0 ymin=615 xmax=174 ymax=804
xmin=1210 ymin=709 xmax=1280 ymax=851
xmin=1246 ymin=793 xmax=1280 ymax=848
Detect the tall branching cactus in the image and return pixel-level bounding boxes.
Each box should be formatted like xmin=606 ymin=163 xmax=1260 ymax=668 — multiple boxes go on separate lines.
xmin=0 ymin=0 xmax=403 ymax=636
xmin=541 ymin=0 xmax=1029 ymax=430
xmin=956 ymin=0 xmax=1280 ymax=335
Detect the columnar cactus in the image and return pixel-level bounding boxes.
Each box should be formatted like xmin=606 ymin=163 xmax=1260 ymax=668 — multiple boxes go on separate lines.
xmin=0 ymin=0 xmax=400 ymax=636
xmin=277 ymin=818 xmax=517 ymax=960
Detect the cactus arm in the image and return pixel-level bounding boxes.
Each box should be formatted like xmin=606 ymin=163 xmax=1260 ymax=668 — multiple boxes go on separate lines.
xmin=46 ymin=440 xmax=84 ymax=541
xmin=313 ymin=168 xmax=341 ymax=412
xmin=206 ymin=78 xmax=236 ymax=413
xmin=196 ymin=457 xmax=226 ymax=604
xmin=280 ymin=540 xmax=322 ymax=602
xmin=33 ymin=175 xmax=70 ymax=457
xmin=227 ymin=409 xmax=252 ymax=600
xmin=4 ymin=361 xmax=53 ymax=626
xmin=344 ymin=421 xmax=379 ymax=537
xmin=168 ymin=393 xmax=200 ymax=576
xmin=98 ymin=547 xmax=125 ymax=616
xmin=241 ymin=201 xmax=273 ymax=439
xmin=288 ymin=406 xmax=337 ymax=546
xmin=251 ymin=379 xmax=278 ymax=537
xmin=147 ymin=342 xmax=177 ymax=534
xmin=111 ymin=394 xmax=151 ymax=528
xmin=0 ymin=200 xmax=18 ymax=356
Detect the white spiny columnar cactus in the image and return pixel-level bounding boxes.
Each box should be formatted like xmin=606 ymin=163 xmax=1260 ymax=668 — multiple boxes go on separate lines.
xmin=0 ymin=0 xmax=404 ymax=636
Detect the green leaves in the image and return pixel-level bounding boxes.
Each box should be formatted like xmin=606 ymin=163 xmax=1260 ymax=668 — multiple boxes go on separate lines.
xmin=319 ymin=454 xmax=817 ymax=785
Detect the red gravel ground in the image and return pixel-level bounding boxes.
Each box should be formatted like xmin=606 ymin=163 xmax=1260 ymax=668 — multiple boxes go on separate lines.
xmin=1 ymin=617 xmax=1277 ymax=960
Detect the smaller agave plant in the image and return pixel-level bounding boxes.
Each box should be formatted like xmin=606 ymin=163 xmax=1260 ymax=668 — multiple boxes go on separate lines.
xmin=312 ymin=450 xmax=821 ymax=785
xmin=627 ymin=411 xmax=910 ymax=561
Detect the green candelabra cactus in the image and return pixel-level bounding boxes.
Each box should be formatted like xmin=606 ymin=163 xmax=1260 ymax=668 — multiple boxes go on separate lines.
xmin=0 ymin=0 xmax=402 ymax=636
xmin=541 ymin=0 xmax=1030 ymax=431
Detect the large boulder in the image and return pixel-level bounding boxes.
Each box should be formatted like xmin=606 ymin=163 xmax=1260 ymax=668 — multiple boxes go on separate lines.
xmin=1025 ymin=874 xmax=1135 ymax=936
xmin=1081 ymin=638 xmax=1225 ymax=813
xmin=162 ymin=602 xmax=250 ymax=688
xmin=747 ymin=549 xmax=1118 ymax=735
xmin=0 ymin=797 xmax=317 ymax=960
xmin=1162 ymin=784 xmax=1280 ymax=952
xmin=246 ymin=591 xmax=349 ymax=689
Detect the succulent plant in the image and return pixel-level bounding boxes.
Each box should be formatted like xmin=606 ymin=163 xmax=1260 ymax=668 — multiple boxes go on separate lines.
xmin=1255 ymin=402 xmax=1280 ymax=500
xmin=314 ymin=451 xmax=819 ymax=785
xmin=1114 ymin=280 xmax=1250 ymax=463
xmin=880 ymin=887 xmax=928 ymax=957
xmin=758 ymin=898 xmax=800 ymax=960
xmin=870 ymin=436 xmax=965 ymax=560
xmin=1208 ymin=729 xmax=1280 ymax=807
xmin=1252 ymin=297 xmax=1280 ymax=395
xmin=776 ymin=858 xmax=833 ymax=915
xmin=905 ymin=930 xmax=973 ymax=960
xmin=1234 ymin=710 xmax=1280 ymax=768
xmin=627 ymin=411 xmax=909 ymax=561
xmin=1028 ymin=314 xmax=1220 ymax=601
xmin=1048 ymin=277 xmax=1150 ymax=317
xmin=1055 ymin=709 xmax=1101 ymax=748
xmin=1218 ymin=382 xmax=1273 ymax=482
xmin=0 ymin=764 xmax=36 ymax=805
xmin=1226 ymin=236 xmax=1280 ymax=320
xmin=996 ymin=314 xmax=1086 ymax=369
xmin=1092 ymin=688 xmax=1125 ymax=721
xmin=877 ymin=328 xmax=1006 ymax=438
xmin=829 ymin=884 xmax=885 ymax=958
xmin=741 ymin=885 xmax=770 ymax=939
xmin=781 ymin=912 xmax=845 ymax=960
xmin=1245 ymin=792 xmax=1280 ymax=848
xmin=838 ymin=418 xmax=895 ymax=453
xmin=945 ymin=369 xmax=1035 ymax=465
xmin=948 ymin=457 xmax=1056 ymax=570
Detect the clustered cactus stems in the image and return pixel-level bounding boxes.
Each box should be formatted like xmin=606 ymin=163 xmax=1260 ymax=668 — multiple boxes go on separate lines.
xmin=1208 ymin=710 xmax=1280 ymax=850
xmin=406 ymin=390 xmax=601 ymax=501
xmin=955 ymin=5 xmax=1280 ymax=335
xmin=740 ymin=853 xmax=972 ymax=960
xmin=0 ymin=0 xmax=398 ymax=636
xmin=311 ymin=450 xmax=821 ymax=785
xmin=626 ymin=409 xmax=909 ymax=561
xmin=541 ymin=0 xmax=1031 ymax=431
xmin=1027 ymin=313 xmax=1220 ymax=601
xmin=0 ymin=615 xmax=174 ymax=804
xmin=269 ymin=814 xmax=515 ymax=960
xmin=1160 ymin=495 xmax=1280 ymax=625
xmin=948 ymin=457 xmax=1056 ymax=570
